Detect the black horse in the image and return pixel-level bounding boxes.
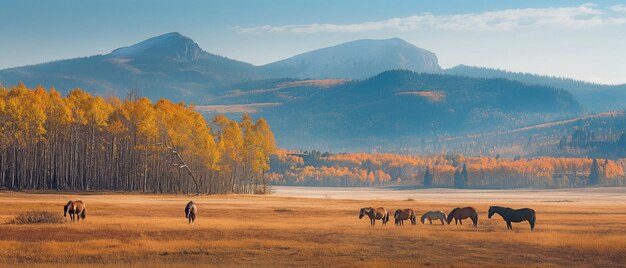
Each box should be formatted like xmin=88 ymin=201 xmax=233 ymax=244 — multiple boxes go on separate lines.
xmin=488 ymin=206 xmax=536 ymax=231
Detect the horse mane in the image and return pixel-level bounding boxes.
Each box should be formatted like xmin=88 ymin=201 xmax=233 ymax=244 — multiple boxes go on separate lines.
xmin=63 ymin=201 xmax=72 ymax=214
xmin=447 ymin=207 xmax=460 ymax=223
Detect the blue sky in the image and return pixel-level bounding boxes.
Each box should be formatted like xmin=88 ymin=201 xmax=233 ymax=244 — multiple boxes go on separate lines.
xmin=1 ymin=0 xmax=626 ymax=83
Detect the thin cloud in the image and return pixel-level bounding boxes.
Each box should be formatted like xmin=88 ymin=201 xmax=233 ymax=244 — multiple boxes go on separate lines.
xmin=611 ymin=4 xmax=626 ymax=13
xmin=237 ymin=3 xmax=626 ymax=34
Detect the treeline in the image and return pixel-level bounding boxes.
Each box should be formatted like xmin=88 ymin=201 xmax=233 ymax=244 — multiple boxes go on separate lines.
xmin=0 ymin=83 xmax=275 ymax=194
xmin=269 ymin=151 xmax=626 ymax=188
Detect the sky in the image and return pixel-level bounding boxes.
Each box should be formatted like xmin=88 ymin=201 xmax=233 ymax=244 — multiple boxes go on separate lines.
xmin=1 ymin=0 xmax=626 ymax=84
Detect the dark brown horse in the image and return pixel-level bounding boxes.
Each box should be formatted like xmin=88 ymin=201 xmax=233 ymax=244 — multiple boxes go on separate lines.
xmin=185 ymin=201 xmax=197 ymax=224
xmin=359 ymin=207 xmax=389 ymax=226
xmin=488 ymin=206 xmax=536 ymax=231
xmin=447 ymin=207 xmax=478 ymax=227
xmin=63 ymin=200 xmax=86 ymax=222
xmin=394 ymin=209 xmax=416 ymax=226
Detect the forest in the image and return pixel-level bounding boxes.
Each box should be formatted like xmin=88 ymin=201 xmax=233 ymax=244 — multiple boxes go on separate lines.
xmin=0 ymin=83 xmax=276 ymax=194
xmin=269 ymin=151 xmax=626 ymax=188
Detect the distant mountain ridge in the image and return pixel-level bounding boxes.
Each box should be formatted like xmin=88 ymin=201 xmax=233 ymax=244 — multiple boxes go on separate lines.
xmin=445 ymin=65 xmax=626 ymax=112
xmin=1 ymin=32 xmax=623 ymax=112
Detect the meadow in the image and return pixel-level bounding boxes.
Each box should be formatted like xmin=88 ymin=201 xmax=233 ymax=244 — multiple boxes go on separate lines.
xmin=1 ymin=187 xmax=625 ymax=267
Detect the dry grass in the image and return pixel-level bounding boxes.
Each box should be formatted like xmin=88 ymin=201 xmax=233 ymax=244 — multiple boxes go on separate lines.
xmin=6 ymin=211 xmax=63 ymax=225
xmin=0 ymin=189 xmax=625 ymax=267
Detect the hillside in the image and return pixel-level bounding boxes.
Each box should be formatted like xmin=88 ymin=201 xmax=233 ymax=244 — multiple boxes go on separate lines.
xmin=205 ymin=70 xmax=582 ymax=150
xmin=445 ymin=65 xmax=626 ymax=112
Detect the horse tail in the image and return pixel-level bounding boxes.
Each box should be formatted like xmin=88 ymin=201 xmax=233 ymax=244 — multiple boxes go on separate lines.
xmin=410 ymin=213 xmax=416 ymax=225
xmin=385 ymin=212 xmax=390 ymax=223
xmin=81 ymin=208 xmax=86 ymax=220
xmin=530 ymin=209 xmax=536 ymax=231
xmin=473 ymin=211 xmax=478 ymax=226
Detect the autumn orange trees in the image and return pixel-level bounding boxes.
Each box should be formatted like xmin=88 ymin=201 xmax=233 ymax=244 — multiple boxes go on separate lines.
xmin=0 ymin=84 xmax=275 ymax=194
xmin=269 ymin=152 xmax=626 ymax=188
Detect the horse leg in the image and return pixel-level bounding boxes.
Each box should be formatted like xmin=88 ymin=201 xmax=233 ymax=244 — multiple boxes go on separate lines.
xmin=429 ymin=219 xmax=432 ymax=224
xmin=507 ymin=221 xmax=512 ymax=230
xmin=459 ymin=219 xmax=463 ymax=225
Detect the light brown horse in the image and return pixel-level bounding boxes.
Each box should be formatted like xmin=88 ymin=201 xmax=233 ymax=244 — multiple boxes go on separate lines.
xmin=185 ymin=201 xmax=197 ymax=224
xmin=359 ymin=207 xmax=389 ymax=226
xmin=421 ymin=211 xmax=447 ymax=225
xmin=63 ymin=200 xmax=86 ymax=222
xmin=394 ymin=209 xmax=416 ymax=226
xmin=447 ymin=207 xmax=478 ymax=227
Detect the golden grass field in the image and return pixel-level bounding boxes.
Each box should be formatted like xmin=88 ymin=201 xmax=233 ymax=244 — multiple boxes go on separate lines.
xmin=1 ymin=187 xmax=626 ymax=267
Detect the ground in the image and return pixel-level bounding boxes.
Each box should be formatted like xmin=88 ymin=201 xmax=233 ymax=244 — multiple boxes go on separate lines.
xmin=1 ymin=186 xmax=625 ymax=267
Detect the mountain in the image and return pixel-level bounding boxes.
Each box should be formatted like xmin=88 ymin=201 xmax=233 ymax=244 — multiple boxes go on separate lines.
xmin=108 ymin=32 xmax=205 ymax=61
xmin=0 ymin=32 xmax=266 ymax=101
xmin=261 ymin=38 xmax=442 ymax=79
xmin=202 ymin=70 xmax=582 ymax=150
xmin=445 ymin=65 xmax=626 ymax=112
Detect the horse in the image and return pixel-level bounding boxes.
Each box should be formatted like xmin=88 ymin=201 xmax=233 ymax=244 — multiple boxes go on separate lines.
xmin=63 ymin=200 xmax=86 ymax=222
xmin=420 ymin=211 xmax=447 ymax=225
xmin=488 ymin=206 xmax=536 ymax=231
xmin=394 ymin=209 xmax=416 ymax=226
xmin=447 ymin=207 xmax=478 ymax=227
xmin=185 ymin=201 xmax=197 ymax=224
xmin=359 ymin=207 xmax=389 ymax=226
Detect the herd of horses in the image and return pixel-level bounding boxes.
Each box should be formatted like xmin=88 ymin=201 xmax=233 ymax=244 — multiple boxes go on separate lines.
xmin=61 ymin=199 xmax=535 ymax=231
xmin=359 ymin=206 xmax=536 ymax=231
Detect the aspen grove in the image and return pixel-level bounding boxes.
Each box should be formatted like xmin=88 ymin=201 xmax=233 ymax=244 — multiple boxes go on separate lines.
xmin=0 ymin=84 xmax=276 ymax=194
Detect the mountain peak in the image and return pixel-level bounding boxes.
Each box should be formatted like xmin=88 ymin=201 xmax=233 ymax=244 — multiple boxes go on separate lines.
xmin=262 ymin=38 xmax=442 ymax=79
xmin=108 ymin=32 xmax=206 ymax=61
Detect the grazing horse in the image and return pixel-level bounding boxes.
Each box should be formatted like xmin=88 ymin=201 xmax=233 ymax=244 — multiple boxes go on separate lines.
xmin=394 ymin=209 xmax=416 ymax=226
xmin=420 ymin=211 xmax=447 ymax=225
xmin=185 ymin=201 xmax=197 ymax=224
xmin=63 ymin=200 xmax=86 ymax=222
xmin=488 ymin=206 xmax=536 ymax=231
xmin=447 ymin=207 xmax=478 ymax=227
xmin=359 ymin=207 xmax=389 ymax=226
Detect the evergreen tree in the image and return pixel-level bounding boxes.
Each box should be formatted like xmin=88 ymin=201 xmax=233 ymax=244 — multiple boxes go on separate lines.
xmin=589 ymin=158 xmax=600 ymax=185
xmin=454 ymin=168 xmax=464 ymax=188
xmin=461 ymin=163 xmax=469 ymax=186
xmin=423 ymin=167 xmax=432 ymax=188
